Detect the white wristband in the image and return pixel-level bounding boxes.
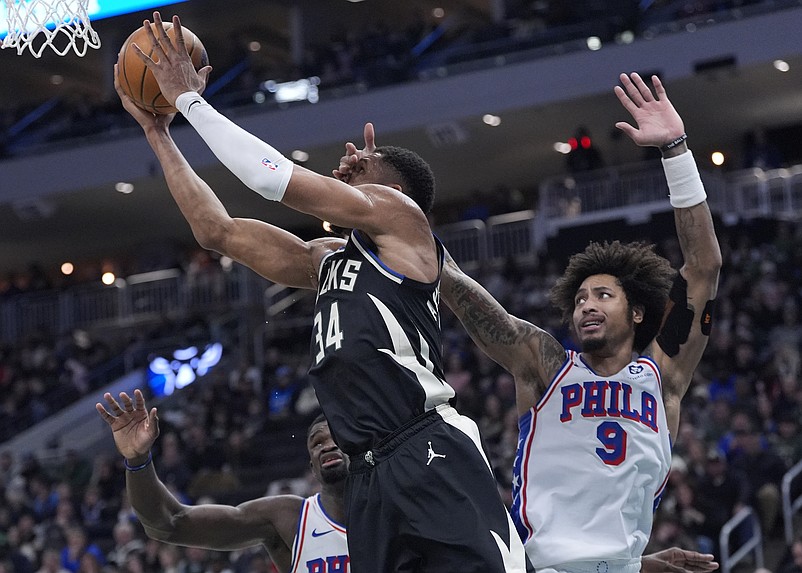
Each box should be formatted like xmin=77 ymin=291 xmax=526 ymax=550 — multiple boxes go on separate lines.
xmin=175 ymin=91 xmax=293 ymax=202
xmin=661 ymin=149 xmax=707 ymax=209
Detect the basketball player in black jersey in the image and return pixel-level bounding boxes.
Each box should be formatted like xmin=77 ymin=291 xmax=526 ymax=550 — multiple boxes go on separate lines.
xmin=116 ymin=12 xmax=528 ymax=572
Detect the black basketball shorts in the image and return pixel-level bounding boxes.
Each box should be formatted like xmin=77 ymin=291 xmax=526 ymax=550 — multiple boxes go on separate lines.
xmin=345 ymin=404 xmax=529 ymax=572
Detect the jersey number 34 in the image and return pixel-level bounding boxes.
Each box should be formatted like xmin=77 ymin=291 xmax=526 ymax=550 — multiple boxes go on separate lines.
xmin=314 ymin=302 xmax=344 ymax=364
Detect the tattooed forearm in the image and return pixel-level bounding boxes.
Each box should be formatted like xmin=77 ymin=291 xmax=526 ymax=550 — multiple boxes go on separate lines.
xmin=448 ymin=274 xmax=523 ymax=347
xmin=539 ymin=335 xmax=567 ymax=380
xmin=442 ymin=252 xmax=563 ymax=394
xmin=674 ymin=202 xmax=720 ymax=272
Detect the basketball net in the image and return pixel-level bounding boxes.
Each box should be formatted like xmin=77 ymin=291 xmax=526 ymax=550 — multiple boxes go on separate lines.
xmin=2 ymin=0 xmax=101 ymax=57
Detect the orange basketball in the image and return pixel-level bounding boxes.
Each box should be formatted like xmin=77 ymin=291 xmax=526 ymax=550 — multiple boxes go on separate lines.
xmin=118 ymin=22 xmax=209 ymax=115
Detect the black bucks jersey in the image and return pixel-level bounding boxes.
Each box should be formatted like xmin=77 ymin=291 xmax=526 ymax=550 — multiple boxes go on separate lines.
xmin=308 ymin=230 xmax=455 ymax=455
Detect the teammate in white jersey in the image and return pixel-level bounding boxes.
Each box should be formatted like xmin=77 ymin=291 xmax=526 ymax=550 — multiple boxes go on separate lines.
xmin=97 ymin=391 xmax=349 ymax=572
xmin=437 ymin=73 xmax=722 ymax=573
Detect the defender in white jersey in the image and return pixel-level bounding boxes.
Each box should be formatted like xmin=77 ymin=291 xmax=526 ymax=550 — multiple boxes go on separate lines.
xmin=511 ymin=351 xmax=672 ymax=569
xmin=97 ymin=395 xmax=350 ymax=573
xmin=291 ymin=494 xmax=348 ymax=573
xmin=439 ymin=73 xmax=722 ymax=573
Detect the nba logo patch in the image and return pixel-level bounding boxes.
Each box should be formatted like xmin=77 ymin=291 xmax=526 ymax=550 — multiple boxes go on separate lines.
xmin=262 ymin=158 xmax=278 ymax=170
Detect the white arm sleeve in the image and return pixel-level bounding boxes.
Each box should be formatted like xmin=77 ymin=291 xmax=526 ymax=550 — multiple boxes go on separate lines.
xmin=175 ymin=91 xmax=293 ymax=202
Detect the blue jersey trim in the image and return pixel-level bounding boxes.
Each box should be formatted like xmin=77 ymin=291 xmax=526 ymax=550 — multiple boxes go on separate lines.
xmin=352 ymin=230 xmax=405 ymax=280
xmin=315 ymin=493 xmax=347 ymax=530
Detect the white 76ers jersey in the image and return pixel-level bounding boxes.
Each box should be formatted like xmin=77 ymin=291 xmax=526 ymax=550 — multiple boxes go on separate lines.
xmin=290 ymin=494 xmax=349 ymax=573
xmin=510 ymin=351 xmax=672 ymax=569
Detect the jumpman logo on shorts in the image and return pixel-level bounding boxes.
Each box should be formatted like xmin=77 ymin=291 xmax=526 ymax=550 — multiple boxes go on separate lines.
xmin=426 ymin=441 xmax=446 ymax=465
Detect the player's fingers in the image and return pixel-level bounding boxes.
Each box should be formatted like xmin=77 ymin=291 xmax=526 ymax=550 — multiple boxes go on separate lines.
xmin=614 ymin=121 xmax=641 ymax=143
xmin=95 ymin=403 xmax=116 ymax=424
xmin=120 ymin=392 xmax=134 ymax=411
xmin=95 ymin=402 xmax=114 ymax=422
xmin=364 ymin=122 xmax=376 ymax=152
xmin=171 ymin=15 xmax=186 ymax=52
xmin=133 ymin=389 xmax=146 ymax=411
xmin=614 ymin=85 xmax=639 ymax=115
xmin=618 ymin=73 xmax=639 ymax=103
xmin=619 ymin=73 xmax=644 ymax=106
xmin=153 ymin=12 xmax=170 ymax=44
xmin=345 ymin=142 xmax=358 ymax=155
xmin=652 ymin=75 xmax=667 ymax=100
xmin=142 ymin=18 xmax=170 ymax=64
xmin=688 ymin=559 xmax=718 ymax=572
xmin=150 ymin=408 xmax=161 ymax=435
xmin=130 ymin=42 xmax=158 ymax=70
xmin=630 ymin=72 xmax=654 ymax=102
xmin=103 ymin=392 xmax=124 ymax=413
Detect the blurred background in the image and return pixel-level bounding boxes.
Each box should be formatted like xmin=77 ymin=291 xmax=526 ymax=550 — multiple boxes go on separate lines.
xmin=1 ymin=1 xmax=802 ymax=572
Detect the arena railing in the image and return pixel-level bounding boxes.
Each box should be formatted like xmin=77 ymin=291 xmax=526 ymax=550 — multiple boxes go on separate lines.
xmin=1 ymin=264 xmax=271 ymax=343
xmin=719 ymin=506 xmax=765 ymax=573
xmin=4 ymin=162 xmax=802 ymax=344
xmin=536 ymin=162 xmax=802 ymax=246
xmin=782 ymin=459 xmax=802 ymax=545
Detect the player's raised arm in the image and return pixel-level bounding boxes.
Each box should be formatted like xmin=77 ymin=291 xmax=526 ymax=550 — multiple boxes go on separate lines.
xmin=614 ymin=72 xmax=722 ymax=434
xmin=132 ymin=13 xmax=430 ymax=245
xmin=114 ymin=63 xmax=337 ymax=290
xmin=95 ymin=390 xmax=301 ymax=569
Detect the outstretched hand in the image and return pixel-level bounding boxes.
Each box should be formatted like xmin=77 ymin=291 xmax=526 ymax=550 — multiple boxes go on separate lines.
xmin=642 ymin=548 xmax=719 ymax=573
xmin=332 ymin=122 xmax=376 ymax=181
xmin=614 ymin=73 xmax=685 ymax=148
xmin=131 ymin=11 xmax=212 ymax=107
xmin=96 ymin=389 xmax=159 ymax=461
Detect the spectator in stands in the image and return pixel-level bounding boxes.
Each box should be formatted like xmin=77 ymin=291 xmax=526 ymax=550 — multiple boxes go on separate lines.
xmin=771 ymin=410 xmax=802 ymax=470
xmin=59 ymin=450 xmax=92 ymax=495
xmin=182 ymin=422 xmax=225 ymax=474
xmin=36 ymin=549 xmax=70 ymax=573
xmin=5 ymin=518 xmax=35 ymax=573
xmin=28 ymin=475 xmax=59 ymax=522
xmin=59 ymin=526 xmax=105 ymax=573
xmin=78 ymin=486 xmax=113 ymax=541
xmin=265 ymin=365 xmax=300 ymax=420
xmin=779 ymin=536 xmax=802 ymax=573
xmin=156 ymin=544 xmax=181 ymax=573
xmin=695 ymin=447 xmax=748 ymax=559
xmin=566 ymin=125 xmax=605 ymax=174
xmin=75 ymin=552 xmax=103 ymax=573
xmin=742 ymin=127 xmax=783 ymax=170
xmin=87 ymin=456 xmax=123 ymax=510
xmin=106 ymin=520 xmax=145 ymax=568
xmin=728 ymin=416 xmax=787 ymax=535
xmin=0 ymin=450 xmax=17 ymax=489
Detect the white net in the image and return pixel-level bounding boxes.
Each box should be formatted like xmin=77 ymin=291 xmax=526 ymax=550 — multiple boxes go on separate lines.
xmin=2 ymin=0 xmax=100 ymax=57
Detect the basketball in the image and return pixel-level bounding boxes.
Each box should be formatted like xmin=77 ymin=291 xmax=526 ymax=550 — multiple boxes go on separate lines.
xmin=118 ymin=22 xmax=209 ymax=114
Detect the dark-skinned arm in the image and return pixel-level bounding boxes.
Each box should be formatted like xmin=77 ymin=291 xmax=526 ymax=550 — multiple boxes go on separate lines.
xmin=97 ymin=390 xmax=301 ymax=571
